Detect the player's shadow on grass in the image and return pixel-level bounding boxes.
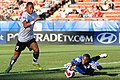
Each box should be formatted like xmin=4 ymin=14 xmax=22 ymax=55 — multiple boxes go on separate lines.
xmin=0 ymin=70 xmax=119 ymax=80
xmin=73 ymin=72 xmax=119 ymax=78
xmin=0 ymin=69 xmax=65 ymax=75
xmin=94 ymin=72 xmax=118 ymax=76
xmin=103 ymin=66 xmax=120 ymax=70
xmin=0 ymin=69 xmax=66 ymax=80
xmin=21 ymin=68 xmax=65 ymax=74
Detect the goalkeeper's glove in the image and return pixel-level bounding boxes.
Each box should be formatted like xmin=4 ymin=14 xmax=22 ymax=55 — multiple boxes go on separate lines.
xmin=64 ymin=63 xmax=72 ymax=68
xmin=89 ymin=62 xmax=100 ymax=71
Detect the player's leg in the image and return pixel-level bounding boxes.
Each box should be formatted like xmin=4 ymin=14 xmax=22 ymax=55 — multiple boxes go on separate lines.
xmin=30 ymin=42 xmax=39 ymax=63
xmin=28 ymin=39 xmax=42 ymax=70
xmin=91 ymin=53 xmax=107 ymax=71
xmin=92 ymin=53 xmax=108 ymax=62
xmin=28 ymin=39 xmax=39 ymax=63
xmin=5 ymin=41 xmax=26 ymax=73
xmin=92 ymin=56 xmax=100 ymax=62
xmin=85 ymin=68 xmax=94 ymax=75
xmin=5 ymin=51 xmax=21 ymax=73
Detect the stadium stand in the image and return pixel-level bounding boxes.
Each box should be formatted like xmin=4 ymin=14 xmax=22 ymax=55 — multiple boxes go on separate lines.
xmin=0 ymin=0 xmax=69 ymax=20
xmin=0 ymin=0 xmax=120 ymax=21
xmin=51 ymin=0 xmax=120 ymax=20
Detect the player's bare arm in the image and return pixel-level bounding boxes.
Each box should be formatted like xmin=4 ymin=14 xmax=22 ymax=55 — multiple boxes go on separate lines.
xmin=23 ymin=16 xmax=41 ymax=28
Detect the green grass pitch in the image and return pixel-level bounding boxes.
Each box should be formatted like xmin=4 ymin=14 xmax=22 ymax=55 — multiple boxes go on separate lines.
xmin=0 ymin=44 xmax=120 ymax=80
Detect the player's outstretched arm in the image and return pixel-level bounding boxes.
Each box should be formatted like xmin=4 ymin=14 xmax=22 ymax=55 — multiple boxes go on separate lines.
xmin=23 ymin=16 xmax=41 ymax=28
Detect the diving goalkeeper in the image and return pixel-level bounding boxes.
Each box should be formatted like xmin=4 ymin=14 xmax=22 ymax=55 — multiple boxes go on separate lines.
xmin=64 ymin=53 xmax=107 ymax=77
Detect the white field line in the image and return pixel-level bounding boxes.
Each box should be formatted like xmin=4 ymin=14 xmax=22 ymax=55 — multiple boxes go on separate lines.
xmin=100 ymin=61 xmax=120 ymax=64
xmin=47 ymin=61 xmax=120 ymax=70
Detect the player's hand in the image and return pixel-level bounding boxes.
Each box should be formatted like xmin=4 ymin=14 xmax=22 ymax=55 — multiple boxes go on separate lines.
xmin=34 ymin=16 xmax=41 ymax=22
xmin=87 ymin=65 xmax=91 ymax=69
xmin=64 ymin=63 xmax=72 ymax=68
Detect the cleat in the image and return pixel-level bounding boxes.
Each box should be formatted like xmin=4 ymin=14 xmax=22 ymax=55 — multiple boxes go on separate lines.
xmin=5 ymin=67 xmax=12 ymax=73
xmin=33 ymin=63 xmax=43 ymax=70
xmin=99 ymin=53 xmax=108 ymax=58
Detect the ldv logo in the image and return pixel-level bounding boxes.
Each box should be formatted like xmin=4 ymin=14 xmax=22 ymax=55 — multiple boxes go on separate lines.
xmin=0 ymin=35 xmax=4 ymax=40
xmin=0 ymin=32 xmax=6 ymax=44
xmin=97 ymin=33 xmax=117 ymax=44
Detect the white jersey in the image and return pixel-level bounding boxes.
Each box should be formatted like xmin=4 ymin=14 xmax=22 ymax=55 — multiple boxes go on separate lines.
xmin=18 ymin=11 xmax=38 ymax=42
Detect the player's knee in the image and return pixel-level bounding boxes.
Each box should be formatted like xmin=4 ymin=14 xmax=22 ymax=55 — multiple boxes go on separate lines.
xmin=33 ymin=48 xmax=39 ymax=53
xmin=97 ymin=65 xmax=103 ymax=70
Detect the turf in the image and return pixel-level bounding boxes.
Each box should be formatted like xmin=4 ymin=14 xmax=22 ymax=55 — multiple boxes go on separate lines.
xmin=0 ymin=44 xmax=120 ymax=80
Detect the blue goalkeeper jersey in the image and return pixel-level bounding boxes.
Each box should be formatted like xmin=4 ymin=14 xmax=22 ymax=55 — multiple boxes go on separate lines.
xmin=71 ymin=56 xmax=95 ymax=74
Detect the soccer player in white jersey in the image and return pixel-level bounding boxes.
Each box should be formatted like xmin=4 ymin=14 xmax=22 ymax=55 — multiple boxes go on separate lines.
xmin=5 ymin=2 xmax=42 ymax=73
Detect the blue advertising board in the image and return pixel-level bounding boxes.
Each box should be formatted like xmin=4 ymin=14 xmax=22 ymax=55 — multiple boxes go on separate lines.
xmin=1 ymin=31 xmax=120 ymax=45
xmin=94 ymin=32 xmax=119 ymax=45
xmin=0 ymin=21 xmax=120 ymax=31
xmin=0 ymin=32 xmax=6 ymax=44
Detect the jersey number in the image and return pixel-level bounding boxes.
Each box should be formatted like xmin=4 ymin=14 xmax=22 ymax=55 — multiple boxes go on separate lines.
xmin=15 ymin=46 xmax=19 ymax=50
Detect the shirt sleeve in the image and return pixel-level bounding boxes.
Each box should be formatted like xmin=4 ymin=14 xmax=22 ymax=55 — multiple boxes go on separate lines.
xmin=90 ymin=59 xmax=95 ymax=64
xmin=33 ymin=11 xmax=39 ymax=18
xmin=71 ymin=56 xmax=82 ymax=66
xmin=20 ymin=12 xmax=29 ymax=22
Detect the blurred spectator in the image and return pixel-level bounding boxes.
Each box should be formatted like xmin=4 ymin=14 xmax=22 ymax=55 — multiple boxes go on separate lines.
xmin=76 ymin=6 xmax=82 ymax=14
xmin=101 ymin=1 xmax=109 ymax=11
xmin=108 ymin=1 xmax=114 ymax=11
xmin=97 ymin=4 xmax=103 ymax=11
xmin=81 ymin=6 xmax=89 ymax=14
xmin=82 ymin=6 xmax=90 ymax=18
xmin=77 ymin=0 xmax=83 ymax=2
xmin=61 ymin=9 xmax=67 ymax=18
xmin=0 ymin=15 xmax=4 ymax=21
xmin=36 ymin=9 xmax=43 ymax=15
xmin=65 ymin=5 xmax=72 ymax=14
xmin=43 ymin=0 xmax=51 ymax=8
xmin=17 ymin=0 xmax=24 ymax=5
xmin=79 ymin=14 xmax=83 ymax=18
xmin=102 ymin=0 xmax=113 ymax=1
xmin=71 ymin=9 xmax=79 ymax=14
xmin=94 ymin=10 xmax=103 ymax=18
xmin=83 ymin=11 xmax=89 ymax=18
xmin=92 ymin=3 xmax=98 ymax=12
xmin=45 ymin=10 xmax=51 ymax=18
xmin=92 ymin=0 xmax=98 ymax=2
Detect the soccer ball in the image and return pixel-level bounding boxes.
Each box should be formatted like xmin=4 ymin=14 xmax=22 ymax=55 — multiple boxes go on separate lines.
xmin=65 ymin=67 xmax=75 ymax=78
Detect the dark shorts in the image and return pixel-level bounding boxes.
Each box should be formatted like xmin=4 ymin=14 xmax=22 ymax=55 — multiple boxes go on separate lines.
xmin=15 ymin=38 xmax=37 ymax=52
xmin=76 ymin=66 xmax=94 ymax=75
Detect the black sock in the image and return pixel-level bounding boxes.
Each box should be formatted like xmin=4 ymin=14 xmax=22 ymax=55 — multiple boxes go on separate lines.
xmin=33 ymin=53 xmax=39 ymax=63
xmin=92 ymin=56 xmax=100 ymax=62
xmin=9 ymin=56 xmax=16 ymax=68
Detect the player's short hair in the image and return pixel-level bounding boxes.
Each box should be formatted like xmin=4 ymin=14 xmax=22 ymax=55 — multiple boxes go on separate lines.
xmin=83 ymin=54 xmax=90 ymax=61
xmin=26 ymin=2 xmax=34 ymax=7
